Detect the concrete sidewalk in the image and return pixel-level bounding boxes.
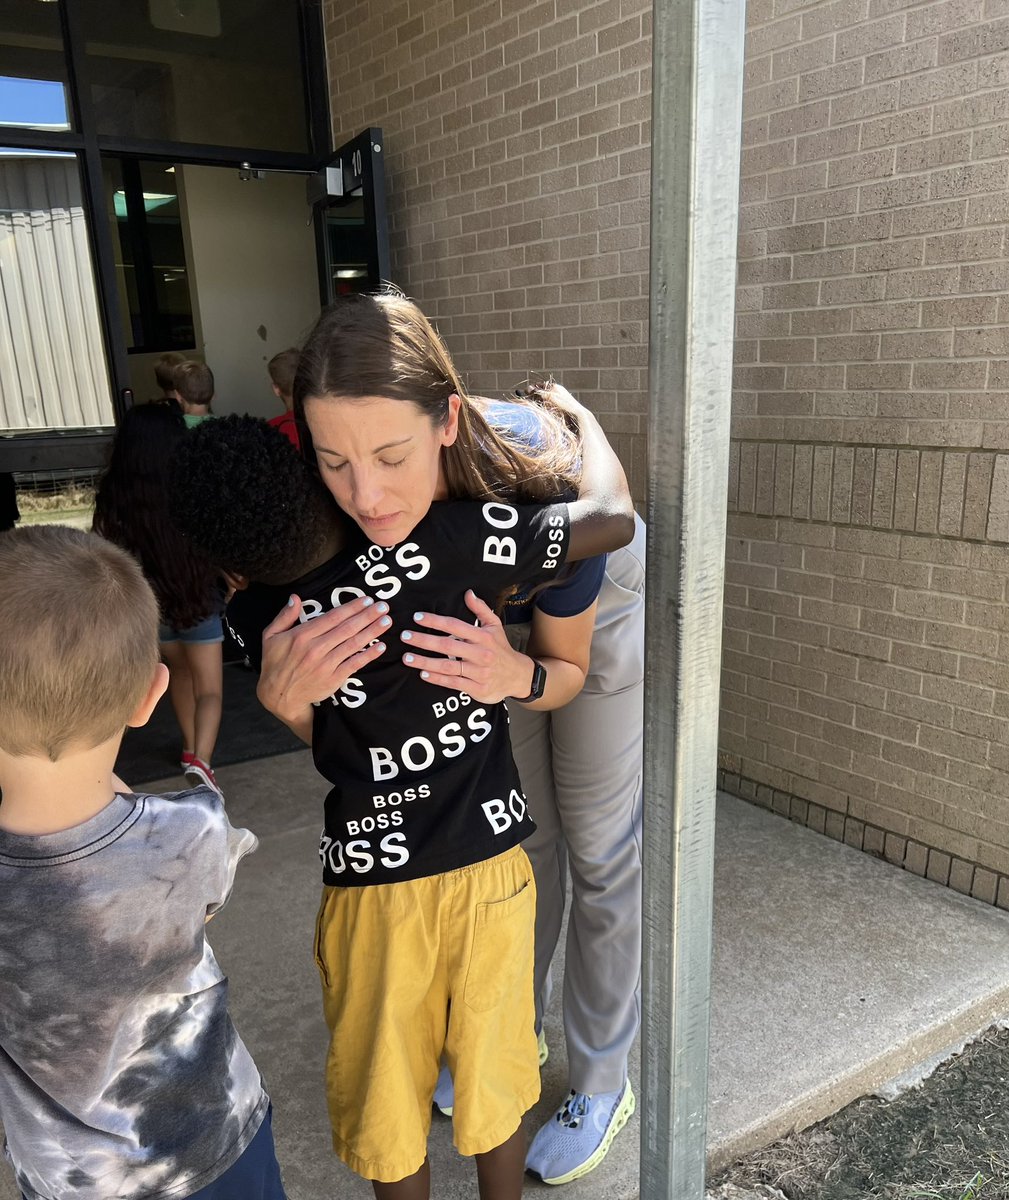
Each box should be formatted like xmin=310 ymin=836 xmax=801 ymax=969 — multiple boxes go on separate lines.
xmin=4 ymin=752 xmax=1009 ymax=1199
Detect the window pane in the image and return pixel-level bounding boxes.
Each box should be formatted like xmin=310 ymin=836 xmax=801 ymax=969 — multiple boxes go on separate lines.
xmin=103 ymin=157 xmax=195 ymax=353
xmin=81 ymin=0 xmax=309 ymax=152
xmin=0 ymin=151 xmax=115 ymax=433
xmin=140 ymin=162 xmax=195 ymax=347
xmin=0 ymin=4 xmax=72 ymax=131
xmin=326 ymin=200 xmax=374 ymax=299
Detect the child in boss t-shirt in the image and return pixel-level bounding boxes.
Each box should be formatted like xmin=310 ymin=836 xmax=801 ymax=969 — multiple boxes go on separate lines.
xmin=0 ymin=525 xmax=284 ymax=1200
xmin=168 ymin=412 xmax=633 ymax=1193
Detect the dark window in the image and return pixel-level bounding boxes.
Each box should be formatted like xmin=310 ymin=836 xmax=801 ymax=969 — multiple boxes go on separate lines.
xmin=326 ymin=199 xmax=373 ymax=297
xmin=103 ymin=157 xmax=195 ymax=352
xmin=81 ymin=0 xmax=310 ymax=152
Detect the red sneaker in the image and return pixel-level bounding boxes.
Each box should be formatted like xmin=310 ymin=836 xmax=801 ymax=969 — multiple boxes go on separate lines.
xmin=184 ymin=757 xmax=224 ymax=800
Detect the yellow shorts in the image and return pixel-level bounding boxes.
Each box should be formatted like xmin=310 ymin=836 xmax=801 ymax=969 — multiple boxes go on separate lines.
xmin=313 ymin=845 xmax=541 ymax=1183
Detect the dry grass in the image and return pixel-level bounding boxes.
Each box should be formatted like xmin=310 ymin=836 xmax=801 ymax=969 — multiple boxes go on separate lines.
xmin=17 ymin=484 xmax=95 ymax=513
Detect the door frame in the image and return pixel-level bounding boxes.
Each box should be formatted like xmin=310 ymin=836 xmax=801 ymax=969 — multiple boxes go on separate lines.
xmin=0 ymin=0 xmax=332 ymax=473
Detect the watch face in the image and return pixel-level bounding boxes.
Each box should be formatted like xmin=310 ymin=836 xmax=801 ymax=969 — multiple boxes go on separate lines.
xmin=530 ymin=661 xmax=547 ymax=700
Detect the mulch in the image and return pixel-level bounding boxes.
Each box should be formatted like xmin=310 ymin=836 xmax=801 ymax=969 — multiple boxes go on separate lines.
xmin=715 ymin=1026 xmax=1009 ymax=1200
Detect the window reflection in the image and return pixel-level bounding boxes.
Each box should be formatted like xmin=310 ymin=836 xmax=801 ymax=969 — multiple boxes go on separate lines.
xmin=0 ymin=76 xmax=70 ymax=131
xmin=0 ymin=150 xmax=115 ymax=433
xmin=327 ymin=199 xmax=373 ymax=299
xmin=81 ymin=0 xmax=310 ymax=151
xmin=0 ymin=2 xmax=72 ymax=132
xmin=103 ymin=158 xmax=195 ymax=352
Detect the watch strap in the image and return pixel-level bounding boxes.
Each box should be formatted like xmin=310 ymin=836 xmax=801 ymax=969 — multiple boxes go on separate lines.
xmin=511 ymin=659 xmax=547 ymax=703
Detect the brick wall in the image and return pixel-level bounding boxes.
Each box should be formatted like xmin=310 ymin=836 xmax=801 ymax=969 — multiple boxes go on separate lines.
xmin=725 ymin=0 xmax=1009 ymax=905
xmin=323 ymin=0 xmax=653 ymax=499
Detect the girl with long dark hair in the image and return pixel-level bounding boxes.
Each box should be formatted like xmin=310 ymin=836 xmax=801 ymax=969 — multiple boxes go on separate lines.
xmin=93 ymin=403 xmax=225 ymax=796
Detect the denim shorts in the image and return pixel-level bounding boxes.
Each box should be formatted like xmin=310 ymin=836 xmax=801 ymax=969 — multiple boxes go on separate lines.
xmin=187 ymin=1106 xmax=286 ymax=1199
xmin=159 ymin=611 xmax=224 ymax=645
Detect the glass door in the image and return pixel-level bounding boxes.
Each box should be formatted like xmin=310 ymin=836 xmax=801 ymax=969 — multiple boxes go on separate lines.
xmin=317 ymin=128 xmax=390 ymax=301
xmin=0 ymin=0 xmax=330 ymax=471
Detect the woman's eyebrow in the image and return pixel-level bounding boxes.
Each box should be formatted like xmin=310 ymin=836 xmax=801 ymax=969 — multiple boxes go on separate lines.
xmin=316 ymin=436 xmax=414 ymax=457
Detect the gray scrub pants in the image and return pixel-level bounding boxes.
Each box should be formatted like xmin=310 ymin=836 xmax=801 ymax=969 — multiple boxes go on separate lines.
xmin=507 ymin=515 xmax=645 ymax=1096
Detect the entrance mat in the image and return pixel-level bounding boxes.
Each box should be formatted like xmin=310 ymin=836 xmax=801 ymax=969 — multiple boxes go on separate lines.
xmin=115 ymin=660 xmax=304 ymax=786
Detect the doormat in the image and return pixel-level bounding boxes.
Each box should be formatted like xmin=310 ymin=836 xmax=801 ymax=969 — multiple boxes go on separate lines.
xmin=115 ymin=659 xmax=305 ymax=786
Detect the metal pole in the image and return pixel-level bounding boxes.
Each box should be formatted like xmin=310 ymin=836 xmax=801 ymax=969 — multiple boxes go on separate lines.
xmin=641 ymin=0 xmax=745 ymax=1195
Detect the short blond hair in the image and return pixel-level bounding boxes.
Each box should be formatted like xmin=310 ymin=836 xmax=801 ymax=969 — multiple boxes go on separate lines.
xmin=154 ymin=352 xmax=186 ymax=393
xmin=0 ymin=526 xmax=159 ymax=759
xmin=267 ymin=347 xmax=300 ymax=398
xmin=173 ymin=360 xmax=214 ymax=407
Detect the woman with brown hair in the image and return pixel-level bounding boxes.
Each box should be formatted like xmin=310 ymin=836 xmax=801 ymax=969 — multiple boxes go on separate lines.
xmin=243 ymin=292 xmax=635 ymax=1200
xmin=284 ymin=294 xmax=644 ymax=1187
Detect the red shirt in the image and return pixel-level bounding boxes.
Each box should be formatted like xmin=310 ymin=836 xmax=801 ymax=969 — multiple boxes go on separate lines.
xmin=268 ymin=410 xmax=300 ymax=451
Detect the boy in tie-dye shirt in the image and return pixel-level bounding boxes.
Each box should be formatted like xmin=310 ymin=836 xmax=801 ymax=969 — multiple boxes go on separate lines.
xmin=0 ymin=526 xmax=284 ymax=1200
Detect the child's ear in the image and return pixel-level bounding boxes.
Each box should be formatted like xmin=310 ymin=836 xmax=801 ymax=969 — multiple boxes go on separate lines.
xmin=222 ymin=569 xmax=249 ymax=595
xmin=126 ymin=663 xmax=169 ymax=730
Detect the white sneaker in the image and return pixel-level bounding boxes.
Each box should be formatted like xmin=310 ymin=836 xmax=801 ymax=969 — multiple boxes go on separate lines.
xmin=433 ymin=1065 xmax=454 ymax=1116
xmin=433 ymin=1030 xmax=548 ymax=1118
xmin=526 ymin=1081 xmax=636 ymax=1185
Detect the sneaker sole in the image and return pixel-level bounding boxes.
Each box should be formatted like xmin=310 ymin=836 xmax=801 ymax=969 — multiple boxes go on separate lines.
xmin=533 ymin=1083 xmax=636 ymax=1186
xmin=185 ymin=765 xmax=223 ymax=797
xmin=435 ymin=1102 xmax=453 ymax=1117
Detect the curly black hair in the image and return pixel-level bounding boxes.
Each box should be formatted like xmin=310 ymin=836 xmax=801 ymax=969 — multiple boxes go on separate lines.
xmin=167 ymin=414 xmax=346 ymax=584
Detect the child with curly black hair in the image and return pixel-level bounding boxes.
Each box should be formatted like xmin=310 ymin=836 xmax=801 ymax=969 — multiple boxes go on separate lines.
xmin=168 ymin=390 xmax=631 ymax=1200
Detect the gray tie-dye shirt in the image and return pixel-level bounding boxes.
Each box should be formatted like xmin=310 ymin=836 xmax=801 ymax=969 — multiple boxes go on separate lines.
xmin=0 ymin=787 xmax=268 ymax=1200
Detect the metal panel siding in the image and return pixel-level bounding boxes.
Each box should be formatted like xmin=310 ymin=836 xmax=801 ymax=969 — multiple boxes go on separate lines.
xmin=0 ymin=157 xmax=113 ymax=432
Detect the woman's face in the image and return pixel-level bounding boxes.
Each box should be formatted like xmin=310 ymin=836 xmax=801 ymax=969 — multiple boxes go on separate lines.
xmin=305 ymin=393 xmax=460 ymax=547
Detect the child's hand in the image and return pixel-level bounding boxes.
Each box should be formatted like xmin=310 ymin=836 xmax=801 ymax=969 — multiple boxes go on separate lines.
xmin=518 ymin=378 xmax=584 ymax=419
xmin=400 ymin=590 xmax=533 ymax=704
xmin=257 ymin=594 xmax=389 ymax=738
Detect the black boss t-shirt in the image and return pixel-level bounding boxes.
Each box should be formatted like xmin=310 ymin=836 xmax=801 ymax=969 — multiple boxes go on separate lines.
xmin=227 ymin=499 xmax=570 ymax=887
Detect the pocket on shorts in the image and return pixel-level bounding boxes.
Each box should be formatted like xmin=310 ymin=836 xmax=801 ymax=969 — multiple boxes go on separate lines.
xmin=313 ymin=896 xmax=331 ymax=990
xmin=463 ymin=878 xmax=534 ymax=1014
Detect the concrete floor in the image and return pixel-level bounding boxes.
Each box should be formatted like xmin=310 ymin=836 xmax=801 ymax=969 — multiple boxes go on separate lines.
xmin=4 ymin=751 xmax=1009 ymax=1199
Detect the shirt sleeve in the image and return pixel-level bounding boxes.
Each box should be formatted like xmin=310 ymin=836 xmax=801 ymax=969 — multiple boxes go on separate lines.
xmin=534 ymin=553 xmax=607 ymax=618
xmin=192 ymin=789 xmax=258 ymax=917
xmin=224 ymin=586 xmax=277 ymax=671
xmin=431 ymin=500 xmax=571 ymax=592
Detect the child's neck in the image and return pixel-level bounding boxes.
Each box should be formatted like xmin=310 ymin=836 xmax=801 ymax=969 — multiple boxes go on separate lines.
xmin=0 ymin=735 xmax=124 ymax=836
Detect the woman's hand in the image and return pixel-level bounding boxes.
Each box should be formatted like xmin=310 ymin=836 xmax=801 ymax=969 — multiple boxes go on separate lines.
xmin=256 ymin=594 xmax=390 ymax=740
xmin=400 ymin=590 xmax=535 ymax=704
